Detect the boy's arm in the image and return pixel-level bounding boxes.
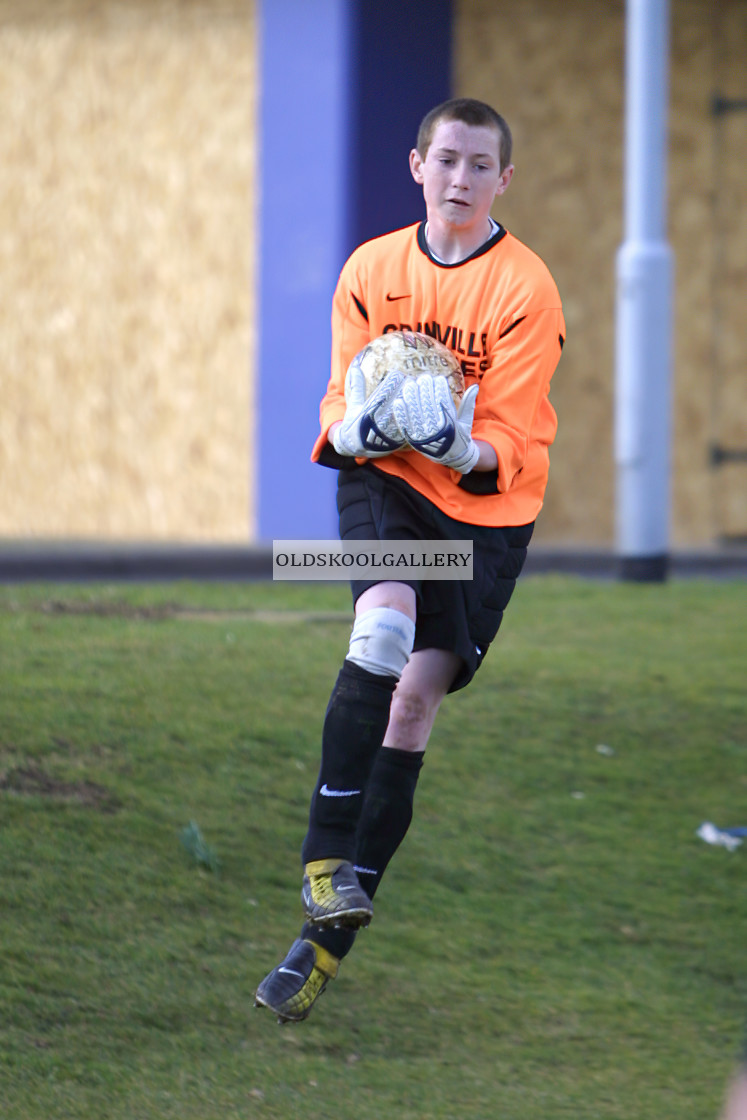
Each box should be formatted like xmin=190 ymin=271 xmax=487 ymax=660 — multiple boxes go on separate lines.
xmin=311 ymin=260 xmax=371 ymax=463
xmin=463 ymin=305 xmax=565 ymax=492
xmin=472 ymin=440 xmax=498 ymax=471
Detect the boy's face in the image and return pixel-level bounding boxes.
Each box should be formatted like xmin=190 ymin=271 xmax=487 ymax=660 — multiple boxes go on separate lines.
xmin=409 ymin=118 xmax=513 ymax=233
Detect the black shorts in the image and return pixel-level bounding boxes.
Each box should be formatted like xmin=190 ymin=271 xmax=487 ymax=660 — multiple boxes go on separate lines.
xmin=336 ymin=465 xmax=534 ymax=692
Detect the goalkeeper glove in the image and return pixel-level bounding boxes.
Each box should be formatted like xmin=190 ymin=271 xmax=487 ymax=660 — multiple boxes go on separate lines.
xmin=332 ymin=367 xmax=407 ymax=458
xmin=393 ymin=375 xmax=480 ymax=474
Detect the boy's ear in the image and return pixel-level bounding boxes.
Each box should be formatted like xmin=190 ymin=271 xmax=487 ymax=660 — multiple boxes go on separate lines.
xmin=409 ymin=148 xmax=424 ymax=184
xmin=494 ymin=164 xmax=514 ymax=197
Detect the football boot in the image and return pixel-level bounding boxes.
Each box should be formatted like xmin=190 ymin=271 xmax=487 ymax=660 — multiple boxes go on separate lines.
xmin=301 ymin=858 xmax=373 ymax=929
xmin=255 ymin=938 xmax=339 ymax=1023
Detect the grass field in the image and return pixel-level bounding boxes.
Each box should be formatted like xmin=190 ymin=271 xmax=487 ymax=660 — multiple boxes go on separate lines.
xmin=0 ymin=575 xmax=745 ymax=1119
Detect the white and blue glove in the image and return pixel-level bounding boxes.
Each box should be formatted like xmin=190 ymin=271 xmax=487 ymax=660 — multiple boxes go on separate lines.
xmin=332 ymin=367 xmax=407 ymax=458
xmin=393 ymin=375 xmax=480 ymax=474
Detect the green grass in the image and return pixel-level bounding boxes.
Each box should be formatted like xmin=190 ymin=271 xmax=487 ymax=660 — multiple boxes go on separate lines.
xmin=0 ymin=576 xmax=745 ymax=1119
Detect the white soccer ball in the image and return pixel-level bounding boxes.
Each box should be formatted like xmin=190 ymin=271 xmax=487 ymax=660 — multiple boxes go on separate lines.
xmin=348 ymin=330 xmax=465 ymax=408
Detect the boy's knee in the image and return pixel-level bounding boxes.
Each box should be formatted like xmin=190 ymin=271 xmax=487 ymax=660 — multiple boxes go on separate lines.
xmin=346 ymin=607 xmax=415 ymax=680
xmin=389 ymin=688 xmax=429 ymax=733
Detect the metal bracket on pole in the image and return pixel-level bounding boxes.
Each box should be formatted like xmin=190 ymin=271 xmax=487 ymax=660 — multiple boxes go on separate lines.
xmin=709 ymin=444 xmax=747 ymax=467
xmin=711 ymin=93 xmax=747 ymax=116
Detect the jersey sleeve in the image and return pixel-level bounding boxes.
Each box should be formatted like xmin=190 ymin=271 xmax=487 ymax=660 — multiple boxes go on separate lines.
xmin=310 ymin=254 xmax=371 ymax=463
xmin=468 ymin=303 xmax=565 ymax=493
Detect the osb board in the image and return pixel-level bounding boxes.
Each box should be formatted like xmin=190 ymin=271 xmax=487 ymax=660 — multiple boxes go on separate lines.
xmin=3 ymin=1 xmax=744 ymax=547
xmin=707 ymin=0 xmax=747 ymax=539
xmin=0 ymin=0 xmax=255 ymax=540
xmin=455 ymin=0 xmax=747 ymax=546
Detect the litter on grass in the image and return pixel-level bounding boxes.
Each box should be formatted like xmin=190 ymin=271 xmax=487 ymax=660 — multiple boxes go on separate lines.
xmin=696 ymin=822 xmax=745 ymax=851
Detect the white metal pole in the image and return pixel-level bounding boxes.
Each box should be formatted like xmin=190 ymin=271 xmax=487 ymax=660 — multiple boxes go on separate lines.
xmin=615 ymin=0 xmax=674 ymax=581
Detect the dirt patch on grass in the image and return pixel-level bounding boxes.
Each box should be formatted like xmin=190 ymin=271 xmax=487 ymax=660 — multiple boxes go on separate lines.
xmin=0 ymin=764 xmax=120 ymax=811
xmin=36 ymin=600 xmax=351 ymax=623
xmin=40 ymin=599 xmax=175 ymax=621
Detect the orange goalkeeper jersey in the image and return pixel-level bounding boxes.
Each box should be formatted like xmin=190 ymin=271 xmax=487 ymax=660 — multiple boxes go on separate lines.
xmin=310 ymin=221 xmax=565 ymax=527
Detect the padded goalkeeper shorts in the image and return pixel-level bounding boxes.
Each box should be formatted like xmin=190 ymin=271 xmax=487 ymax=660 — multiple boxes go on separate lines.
xmin=336 ymin=464 xmax=533 ymax=692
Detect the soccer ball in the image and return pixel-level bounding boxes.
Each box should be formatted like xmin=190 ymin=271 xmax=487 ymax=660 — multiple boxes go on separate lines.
xmin=348 ymin=330 xmax=465 ymax=407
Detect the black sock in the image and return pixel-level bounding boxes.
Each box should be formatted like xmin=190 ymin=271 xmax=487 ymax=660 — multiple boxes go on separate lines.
xmin=353 ymin=746 xmax=424 ymax=899
xmin=301 ymin=659 xmax=397 ymax=865
xmin=301 ymin=746 xmax=424 ymax=961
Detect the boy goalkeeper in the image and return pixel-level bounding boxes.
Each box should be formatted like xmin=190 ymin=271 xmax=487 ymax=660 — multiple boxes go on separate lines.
xmin=256 ymin=97 xmax=565 ymax=1023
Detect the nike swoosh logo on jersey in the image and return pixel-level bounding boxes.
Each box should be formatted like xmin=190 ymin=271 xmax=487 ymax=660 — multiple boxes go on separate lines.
xmin=278 ymin=967 xmax=306 ymax=980
xmin=320 ymin=783 xmax=362 ymax=797
xmin=386 ymin=292 xmax=410 ymax=301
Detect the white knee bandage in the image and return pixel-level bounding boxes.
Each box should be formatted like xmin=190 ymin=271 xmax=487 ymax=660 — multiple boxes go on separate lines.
xmin=347 ymin=607 xmax=415 ymax=680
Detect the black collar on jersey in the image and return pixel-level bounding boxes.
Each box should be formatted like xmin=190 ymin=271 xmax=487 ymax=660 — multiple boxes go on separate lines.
xmin=416 ymin=220 xmax=507 ymax=267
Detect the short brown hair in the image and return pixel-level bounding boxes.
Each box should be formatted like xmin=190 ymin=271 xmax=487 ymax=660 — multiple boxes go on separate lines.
xmin=416 ymin=98 xmax=512 ymax=170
